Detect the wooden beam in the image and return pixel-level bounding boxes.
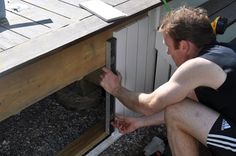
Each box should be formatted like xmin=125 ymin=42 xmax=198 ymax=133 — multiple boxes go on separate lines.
xmin=0 ymin=12 xmax=147 ymax=122
xmin=0 ymin=29 xmax=111 ymax=121
xmin=57 ymin=122 xmax=107 ymax=156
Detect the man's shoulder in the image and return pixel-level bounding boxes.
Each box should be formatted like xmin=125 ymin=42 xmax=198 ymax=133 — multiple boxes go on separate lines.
xmin=175 ymin=58 xmax=226 ymax=89
xmin=181 ymin=57 xmax=216 ymax=70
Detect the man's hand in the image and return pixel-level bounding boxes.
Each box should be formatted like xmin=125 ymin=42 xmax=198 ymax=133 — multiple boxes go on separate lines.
xmin=111 ymin=115 xmax=143 ymax=134
xmin=100 ymin=67 xmax=122 ymax=96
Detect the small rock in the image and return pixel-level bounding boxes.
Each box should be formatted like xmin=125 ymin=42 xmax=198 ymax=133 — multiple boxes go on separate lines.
xmin=2 ymin=140 xmax=10 ymax=145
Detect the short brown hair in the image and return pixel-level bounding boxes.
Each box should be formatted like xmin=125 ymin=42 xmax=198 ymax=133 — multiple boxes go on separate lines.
xmin=159 ymin=6 xmax=216 ymax=49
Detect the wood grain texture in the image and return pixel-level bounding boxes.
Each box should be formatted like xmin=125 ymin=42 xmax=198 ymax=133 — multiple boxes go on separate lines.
xmin=0 ymin=29 xmax=111 ymax=122
xmin=125 ymin=22 xmax=138 ymax=116
xmin=57 ymin=122 xmax=107 ymax=156
xmin=113 ymin=27 xmax=127 ymax=116
xmin=0 ymin=16 xmax=108 ymax=76
xmin=2 ymin=10 xmax=50 ymax=39
xmin=0 ymin=26 xmax=28 ymax=50
xmin=22 ymin=0 xmax=91 ymax=20
xmin=61 ymin=0 xmax=129 ymax=7
xmin=1 ymin=0 xmax=164 ymax=76
xmin=136 ymin=17 xmax=149 ymax=92
xmin=6 ymin=0 xmax=72 ymax=29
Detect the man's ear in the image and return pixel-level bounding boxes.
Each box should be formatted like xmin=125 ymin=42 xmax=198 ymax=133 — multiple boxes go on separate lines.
xmin=179 ymin=40 xmax=189 ymax=53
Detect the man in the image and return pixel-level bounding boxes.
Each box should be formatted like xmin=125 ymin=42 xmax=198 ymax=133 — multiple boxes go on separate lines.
xmin=100 ymin=6 xmax=236 ymax=156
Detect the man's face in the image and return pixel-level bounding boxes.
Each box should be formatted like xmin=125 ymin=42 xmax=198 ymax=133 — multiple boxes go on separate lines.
xmin=163 ymin=33 xmax=184 ymax=66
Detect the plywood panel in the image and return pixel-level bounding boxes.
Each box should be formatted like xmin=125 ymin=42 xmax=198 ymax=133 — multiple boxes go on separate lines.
xmin=23 ymin=0 xmax=91 ymax=20
xmin=6 ymin=0 xmax=72 ymax=29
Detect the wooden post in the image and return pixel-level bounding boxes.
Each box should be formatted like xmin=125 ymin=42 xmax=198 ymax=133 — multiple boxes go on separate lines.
xmin=0 ymin=0 xmax=6 ymax=20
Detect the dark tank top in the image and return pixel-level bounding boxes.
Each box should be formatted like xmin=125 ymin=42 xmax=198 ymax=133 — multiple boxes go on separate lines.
xmin=195 ymin=42 xmax=236 ymax=122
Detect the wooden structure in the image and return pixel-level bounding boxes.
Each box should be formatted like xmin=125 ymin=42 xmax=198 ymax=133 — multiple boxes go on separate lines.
xmin=0 ymin=0 xmax=168 ymax=155
xmin=0 ymin=0 xmax=235 ymax=155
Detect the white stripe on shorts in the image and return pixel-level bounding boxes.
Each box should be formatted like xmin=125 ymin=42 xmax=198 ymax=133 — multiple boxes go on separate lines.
xmin=207 ymin=134 xmax=236 ymax=152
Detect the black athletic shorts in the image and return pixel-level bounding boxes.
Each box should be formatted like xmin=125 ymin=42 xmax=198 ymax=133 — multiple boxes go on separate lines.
xmin=207 ymin=115 xmax=236 ymax=156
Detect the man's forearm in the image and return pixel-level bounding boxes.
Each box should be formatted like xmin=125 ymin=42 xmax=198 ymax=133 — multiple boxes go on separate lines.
xmin=138 ymin=111 xmax=165 ymax=128
xmin=113 ymin=86 xmax=153 ymax=115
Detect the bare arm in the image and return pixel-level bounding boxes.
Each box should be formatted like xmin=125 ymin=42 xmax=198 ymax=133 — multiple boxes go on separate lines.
xmin=113 ymin=111 xmax=165 ymax=134
xmin=100 ymin=58 xmax=226 ymax=115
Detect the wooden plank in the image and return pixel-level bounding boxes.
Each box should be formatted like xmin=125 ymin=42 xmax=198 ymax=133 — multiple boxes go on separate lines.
xmin=200 ymin=0 xmax=235 ymax=16
xmin=125 ymin=22 xmax=138 ymax=116
xmin=1 ymin=10 xmax=50 ymax=39
xmin=5 ymin=0 xmax=72 ymax=29
xmin=0 ymin=26 xmax=28 ymax=50
xmin=126 ymin=22 xmax=138 ymax=91
xmin=154 ymin=54 xmax=170 ymax=88
xmin=113 ymin=27 xmax=127 ymax=116
xmin=0 ymin=29 xmax=111 ymax=121
xmin=0 ymin=0 xmax=163 ymax=75
xmin=23 ymin=0 xmax=91 ymax=20
xmin=58 ymin=0 xmax=88 ymax=7
xmin=61 ymin=0 xmax=129 ymax=7
xmin=58 ymin=122 xmax=107 ymax=156
xmin=154 ymin=6 xmax=176 ymax=88
xmin=116 ymin=0 xmax=162 ymax=16
xmin=144 ymin=9 xmax=157 ymax=92
xmin=0 ymin=16 xmax=108 ymax=76
xmin=102 ymin=0 xmax=129 ymax=6
xmin=136 ymin=17 xmax=148 ymax=92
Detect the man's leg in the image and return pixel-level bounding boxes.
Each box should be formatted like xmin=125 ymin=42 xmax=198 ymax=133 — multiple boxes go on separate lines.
xmin=164 ymin=99 xmax=219 ymax=156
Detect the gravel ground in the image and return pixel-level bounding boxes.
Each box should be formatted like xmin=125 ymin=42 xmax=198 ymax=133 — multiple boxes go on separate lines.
xmin=100 ymin=125 xmax=168 ymax=156
xmin=0 ymin=81 xmax=168 ymax=156
xmin=0 ymin=96 xmax=105 ymax=156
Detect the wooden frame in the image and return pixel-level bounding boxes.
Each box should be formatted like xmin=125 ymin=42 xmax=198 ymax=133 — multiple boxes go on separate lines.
xmin=0 ymin=1 xmax=170 ymax=155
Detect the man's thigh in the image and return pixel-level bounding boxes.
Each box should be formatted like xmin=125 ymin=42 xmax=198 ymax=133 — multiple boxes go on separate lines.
xmin=168 ymin=99 xmax=219 ymax=145
xmin=170 ymin=99 xmax=236 ymax=155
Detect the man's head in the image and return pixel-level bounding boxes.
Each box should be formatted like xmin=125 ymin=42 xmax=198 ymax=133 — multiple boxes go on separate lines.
xmin=160 ymin=6 xmax=216 ymax=49
xmin=159 ymin=6 xmax=216 ymax=65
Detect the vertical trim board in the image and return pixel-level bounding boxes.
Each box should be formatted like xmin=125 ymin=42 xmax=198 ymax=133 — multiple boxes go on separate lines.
xmin=145 ymin=9 xmax=158 ymax=92
xmin=113 ymin=28 xmax=127 ymax=116
xmin=125 ymin=22 xmax=139 ymax=116
xmin=136 ymin=17 xmax=149 ymax=92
